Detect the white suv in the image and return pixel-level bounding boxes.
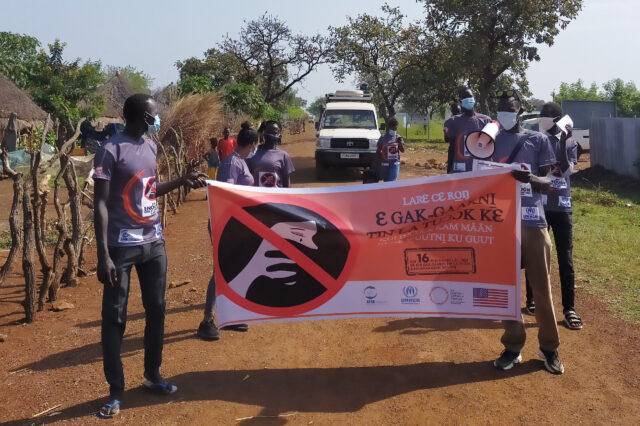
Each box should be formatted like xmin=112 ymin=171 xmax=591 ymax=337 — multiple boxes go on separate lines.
xmin=315 ymin=90 xmax=381 ymax=172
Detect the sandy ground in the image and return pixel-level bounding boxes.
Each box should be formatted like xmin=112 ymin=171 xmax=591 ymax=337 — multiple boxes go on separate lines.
xmin=0 ymin=130 xmax=637 ymax=425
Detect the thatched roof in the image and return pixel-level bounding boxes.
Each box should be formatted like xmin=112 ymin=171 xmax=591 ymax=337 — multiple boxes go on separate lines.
xmin=0 ymin=73 xmax=47 ymax=123
xmin=98 ymin=72 xmax=135 ymax=119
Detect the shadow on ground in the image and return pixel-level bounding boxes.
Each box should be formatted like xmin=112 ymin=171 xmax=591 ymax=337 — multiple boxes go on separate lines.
xmin=1 ymin=360 xmax=543 ymax=426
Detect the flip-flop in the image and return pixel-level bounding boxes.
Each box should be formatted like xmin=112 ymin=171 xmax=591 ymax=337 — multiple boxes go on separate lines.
xmin=142 ymin=380 xmax=178 ymax=395
xmin=98 ymin=399 xmax=120 ymax=418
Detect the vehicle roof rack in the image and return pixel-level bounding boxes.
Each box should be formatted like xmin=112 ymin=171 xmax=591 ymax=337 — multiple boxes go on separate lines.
xmin=326 ymin=90 xmax=373 ymax=103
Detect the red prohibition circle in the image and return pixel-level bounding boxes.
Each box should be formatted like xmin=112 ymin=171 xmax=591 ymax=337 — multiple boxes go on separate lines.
xmin=212 ymin=194 xmax=359 ymax=317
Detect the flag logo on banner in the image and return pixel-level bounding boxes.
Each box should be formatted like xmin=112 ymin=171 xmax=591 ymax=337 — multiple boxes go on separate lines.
xmin=472 ymin=288 xmax=508 ymax=308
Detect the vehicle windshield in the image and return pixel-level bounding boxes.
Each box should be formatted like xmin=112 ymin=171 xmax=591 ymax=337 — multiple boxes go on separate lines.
xmin=322 ymin=109 xmax=376 ymax=129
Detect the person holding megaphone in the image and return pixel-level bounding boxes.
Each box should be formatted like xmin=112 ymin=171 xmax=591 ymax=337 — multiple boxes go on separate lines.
xmin=444 ymin=86 xmax=492 ymax=173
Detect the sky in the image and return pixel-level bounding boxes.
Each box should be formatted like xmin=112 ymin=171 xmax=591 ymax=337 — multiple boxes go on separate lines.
xmin=2 ymin=0 xmax=638 ymax=106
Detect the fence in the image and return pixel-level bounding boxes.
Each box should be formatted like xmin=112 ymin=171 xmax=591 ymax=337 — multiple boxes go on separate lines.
xmin=590 ymin=117 xmax=640 ymax=179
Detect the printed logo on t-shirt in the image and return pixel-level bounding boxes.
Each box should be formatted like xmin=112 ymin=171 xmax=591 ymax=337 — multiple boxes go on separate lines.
xmin=551 ymin=177 xmax=567 ymax=189
xmin=542 ymin=194 xmax=548 ymax=205
xmin=558 ymin=196 xmax=572 ymax=208
xmin=453 ymin=162 xmax=466 ymax=172
xmin=520 ymin=183 xmax=533 ymax=197
xmin=387 ymin=145 xmax=400 ymax=161
xmin=522 ymin=207 xmax=540 ymax=221
xmin=141 ymin=176 xmax=158 ymax=218
xmin=258 ymin=171 xmax=279 ymax=188
xmin=155 ymin=223 xmax=163 ymax=238
xmin=118 ymin=228 xmax=144 ymax=243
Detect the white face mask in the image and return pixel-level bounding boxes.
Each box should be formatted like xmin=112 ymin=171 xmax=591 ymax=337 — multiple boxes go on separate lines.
xmin=538 ymin=117 xmax=556 ymax=133
xmin=497 ymin=111 xmax=518 ymax=131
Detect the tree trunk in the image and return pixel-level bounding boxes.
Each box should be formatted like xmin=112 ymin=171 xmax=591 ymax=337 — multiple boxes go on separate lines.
xmin=22 ymin=181 xmax=37 ymax=322
xmin=63 ymin=160 xmax=83 ymax=256
xmin=33 ymin=167 xmax=53 ymax=311
xmin=47 ymin=165 xmax=67 ymax=302
xmin=62 ymin=237 xmax=78 ymax=287
xmin=0 ymin=173 xmax=23 ymax=286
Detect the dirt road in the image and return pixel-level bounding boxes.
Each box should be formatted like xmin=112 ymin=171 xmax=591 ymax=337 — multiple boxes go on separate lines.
xmin=0 ymin=131 xmax=637 ymax=425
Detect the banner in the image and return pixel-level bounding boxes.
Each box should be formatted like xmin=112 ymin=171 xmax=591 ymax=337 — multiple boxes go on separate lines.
xmin=207 ymin=168 xmax=521 ymax=327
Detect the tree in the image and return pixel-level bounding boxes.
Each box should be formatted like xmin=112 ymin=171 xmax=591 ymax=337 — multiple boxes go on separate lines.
xmin=307 ymin=96 xmax=325 ymax=118
xmin=105 ymin=65 xmax=153 ymax=94
xmin=222 ymin=83 xmax=269 ymax=119
xmin=602 ymin=78 xmax=640 ymax=117
xmin=330 ymin=5 xmax=425 ymax=120
xmin=0 ymin=32 xmax=40 ymax=88
xmin=420 ymin=0 xmax=583 ymax=113
xmin=28 ymin=40 xmax=104 ymax=128
xmin=221 ymin=13 xmax=331 ymax=104
xmin=178 ymin=75 xmax=214 ymax=96
xmin=551 ymin=79 xmax=602 ymax=104
xmin=175 ymin=48 xmax=246 ymax=90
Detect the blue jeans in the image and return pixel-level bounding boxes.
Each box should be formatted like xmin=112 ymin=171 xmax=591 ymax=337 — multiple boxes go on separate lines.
xmin=380 ymin=162 xmax=400 ymax=182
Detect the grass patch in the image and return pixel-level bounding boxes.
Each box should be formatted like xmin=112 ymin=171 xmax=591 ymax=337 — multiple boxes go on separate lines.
xmin=397 ymin=119 xmax=445 ymax=141
xmin=570 ymin=166 xmax=640 ymax=322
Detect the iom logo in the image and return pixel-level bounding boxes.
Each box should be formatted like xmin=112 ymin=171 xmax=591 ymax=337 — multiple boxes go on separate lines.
xmin=401 ymin=285 xmax=420 ymax=304
xmin=364 ymin=285 xmax=377 ymax=304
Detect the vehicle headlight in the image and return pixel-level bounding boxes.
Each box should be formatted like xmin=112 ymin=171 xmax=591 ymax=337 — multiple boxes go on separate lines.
xmin=317 ymin=137 xmax=331 ymax=148
xmin=369 ymin=139 xmax=378 ymax=148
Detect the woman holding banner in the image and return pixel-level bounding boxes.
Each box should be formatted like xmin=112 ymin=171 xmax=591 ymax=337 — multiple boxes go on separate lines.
xmin=197 ymin=123 xmax=259 ymax=340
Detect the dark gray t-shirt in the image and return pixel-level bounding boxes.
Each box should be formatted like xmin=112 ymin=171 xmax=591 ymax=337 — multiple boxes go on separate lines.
xmin=93 ymin=133 xmax=161 ymax=247
xmin=491 ymin=129 xmax=556 ymax=228
xmin=217 ymin=151 xmax=254 ymax=186
xmin=246 ymin=147 xmax=295 ymax=187
xmin=543 ymin=134 xmax=578 ymax=213
xmin=376 ymin=133 xmax=402 ymax=165
xmin=444 ymin=113 xmax=492 ymax=173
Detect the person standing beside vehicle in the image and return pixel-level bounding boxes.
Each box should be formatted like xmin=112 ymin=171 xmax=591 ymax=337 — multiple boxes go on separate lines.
xmin=524 ymin=102 xmax=583 ymax=330
xmin=444 ymin=86 xmax=492 ymax=173
xmin=248 ymin=120 xmax=295 ymax=188
xmin=197 ymin=122 xmax=259 ymax=341
xmin=93 ymin=94 xmax=207 ymax=418
xmin=376 ymin=117 xmax=405 ymax=182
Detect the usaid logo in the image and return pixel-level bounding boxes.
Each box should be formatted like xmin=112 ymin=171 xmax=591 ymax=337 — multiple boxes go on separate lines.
xmin=364 ymin=285 xmax=377 ymax=304
xmin=401 ymin=285 xmax=420 ymax=304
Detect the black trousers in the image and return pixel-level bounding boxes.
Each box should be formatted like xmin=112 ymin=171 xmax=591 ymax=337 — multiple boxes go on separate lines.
xmin=101 ymin=239 xmax=167 ymax=398
xmin=526 ymin=211 xmax=575 ymax=312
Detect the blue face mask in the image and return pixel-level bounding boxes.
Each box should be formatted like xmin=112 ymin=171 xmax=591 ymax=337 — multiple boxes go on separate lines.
xmin=247 ymin=146 xmax=257 ymax=159
xmin=388 ymin=129 xmax=397 ymax=136
xmin=147 ymin=115 xmax=161 ymax=134
xmin=497 ymin=111 xmax=518 ymax=130
xmin=461 ymin=97 xmax=476 ymax=111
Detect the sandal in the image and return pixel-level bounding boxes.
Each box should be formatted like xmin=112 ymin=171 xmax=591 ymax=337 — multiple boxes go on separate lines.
xmin=564 ymin=310 xmax=583 ymax=330
xmin=98 ymin=399 xmax=121 ymax=418
xmin=142 ymin=379 xmax=178 ymax=395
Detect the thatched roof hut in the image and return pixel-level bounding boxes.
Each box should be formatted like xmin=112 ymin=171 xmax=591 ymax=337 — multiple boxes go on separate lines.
xmin=98 ymin=71 xmax=135 ymax=119
xmin=0 ymin=72 xmax=47 ymax=134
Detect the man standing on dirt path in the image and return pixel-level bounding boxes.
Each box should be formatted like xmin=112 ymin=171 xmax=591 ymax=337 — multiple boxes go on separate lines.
xmin=444 ymin=86 xmax=492 ymax=174
xmin=524 ymin=102 xmax=583 ymax=331
xmin=93 ymin=93 xmax=207 ymax=418
xmin=487 ymin=90 xmax=565 ymax=375
xmin=218 ymin=127 xmax=237 ymax=160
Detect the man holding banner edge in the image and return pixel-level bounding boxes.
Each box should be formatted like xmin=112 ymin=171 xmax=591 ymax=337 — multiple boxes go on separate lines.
xmin=487 ymin=90 xmax=565 ymax=375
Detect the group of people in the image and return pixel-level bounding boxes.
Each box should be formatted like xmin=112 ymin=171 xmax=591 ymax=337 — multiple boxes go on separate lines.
xmin=92 ymin=88 xmax=581 ymax=417
xmin=443 ymin=86 xmax=583 ymax=375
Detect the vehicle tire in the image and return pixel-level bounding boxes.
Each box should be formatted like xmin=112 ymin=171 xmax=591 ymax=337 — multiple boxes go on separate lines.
xmin=315 ymin=162 xmax=328 ymax=180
